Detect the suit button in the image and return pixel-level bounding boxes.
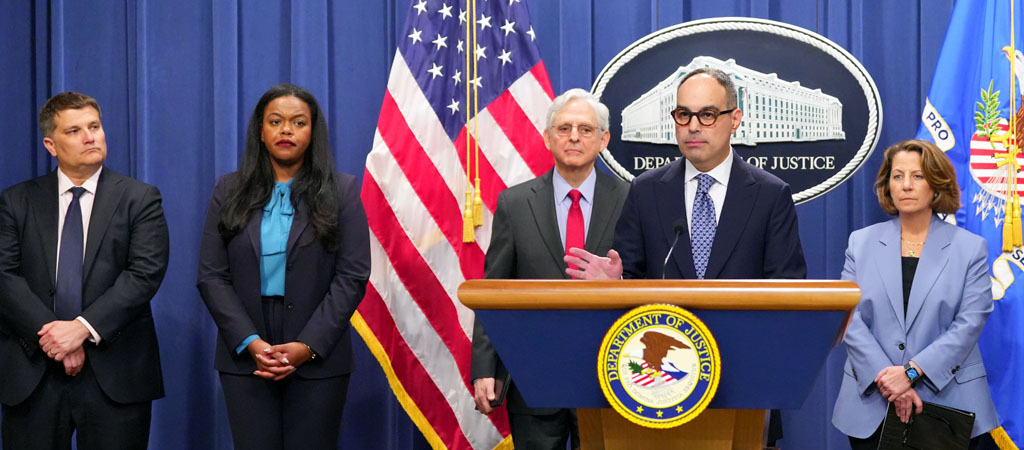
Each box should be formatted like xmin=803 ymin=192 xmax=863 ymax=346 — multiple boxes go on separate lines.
xmin=49 ymin=289 xmax=56 ymax=296
xmin=952 ymin=365 xmax=960 ymax=374
xmin=898 ymin=343 xmax=905 ymax=350
xmin=287 ymin=303 xmax=294 ymax=310
xmin=286 ymin=263 xmax=294 ymax=271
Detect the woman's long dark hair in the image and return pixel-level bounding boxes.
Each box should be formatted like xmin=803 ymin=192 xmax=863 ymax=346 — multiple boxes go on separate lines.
xmin=218 ymin=84 xmax=338 ymax=249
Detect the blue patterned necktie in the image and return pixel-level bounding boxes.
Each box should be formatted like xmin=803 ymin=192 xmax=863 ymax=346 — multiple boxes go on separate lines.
xmin=56 ymin=186 xmax=86 ymax=320
xmin=691 ymin=174 xmax=717 ymax=279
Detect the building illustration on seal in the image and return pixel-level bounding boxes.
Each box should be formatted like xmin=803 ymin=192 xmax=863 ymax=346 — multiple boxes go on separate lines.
xmin=620 ymin=56 xmax=846 ymax=146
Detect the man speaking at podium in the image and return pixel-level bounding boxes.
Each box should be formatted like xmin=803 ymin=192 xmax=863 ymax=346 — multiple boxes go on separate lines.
xmin=471 ymin=89 xmax=629 ymax=449
xmin=566 ymin=68 xmax=807 ymax=442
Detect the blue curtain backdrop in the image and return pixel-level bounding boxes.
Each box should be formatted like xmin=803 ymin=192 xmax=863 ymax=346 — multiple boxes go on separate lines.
xmin=0 ymin=1 xmax=958 ymax=449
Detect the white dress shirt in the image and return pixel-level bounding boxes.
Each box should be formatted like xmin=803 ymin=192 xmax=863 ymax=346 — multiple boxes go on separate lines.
xmin=552 ymin=168 xmax=596 ymax=250
xmin=683 ymin=149 xmax=733 ymax=236
xmin=56 ymin=167 xmax=103 ymax=343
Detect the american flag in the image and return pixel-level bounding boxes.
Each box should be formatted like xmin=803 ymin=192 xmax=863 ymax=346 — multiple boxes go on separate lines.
xmin=970 ymin=122 xmax=1024 ymax=198
xmin=354 ymin=0 xmax=554 ymax=448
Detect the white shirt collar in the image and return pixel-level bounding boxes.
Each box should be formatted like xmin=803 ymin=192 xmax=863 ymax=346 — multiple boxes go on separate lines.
xmin=57 ymin=166 xmax=103 ymax=195
xmin=684 ymin=148 xmax=733 ymax=187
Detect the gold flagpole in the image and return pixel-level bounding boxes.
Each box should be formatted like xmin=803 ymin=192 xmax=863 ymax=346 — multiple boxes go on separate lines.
xmin=1007 ymin=0 xmax=1015 ymax=247
xmin=462 ymin=0 xmax=476 ymax=243
xmin=471 ymin=0 xmax=484 ymax=226
xmin=1004 ymin=0 xmax=1022 ymax=251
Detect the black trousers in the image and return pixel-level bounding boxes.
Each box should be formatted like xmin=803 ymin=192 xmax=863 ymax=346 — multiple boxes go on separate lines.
xmin=220 ymin=372 xmax=351 ymax=450
xmin=1 ymin=362 xmax=152 ymax=450
xmin=848 ymin=423 xmax=999 ymax=450
xmin=508 ymin=408 xmax=579 ymax=450
xmin=220 ymin=295 xmax=352 ymax=450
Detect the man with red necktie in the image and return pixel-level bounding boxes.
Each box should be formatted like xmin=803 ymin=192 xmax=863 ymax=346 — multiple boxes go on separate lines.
xmin=470 ymin=88 xmax=629 ymax=449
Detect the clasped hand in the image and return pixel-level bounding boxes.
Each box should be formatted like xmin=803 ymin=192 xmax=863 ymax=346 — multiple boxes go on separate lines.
xmin=38 ymin=320 xmax=90 ymax=376
xmin=874 ymin=364 xmax=919 ymax=401
xmin=875 ymin=364 xmax=925 ymax=423
xmin=247 ymin=339 xmax=314 ymax=381
xmin=893 ymin=388 xmax=923 ymax=423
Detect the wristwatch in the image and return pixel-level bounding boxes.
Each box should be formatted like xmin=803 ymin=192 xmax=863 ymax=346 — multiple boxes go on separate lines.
xmin=904 ymin=362 xmax=920 ymax=384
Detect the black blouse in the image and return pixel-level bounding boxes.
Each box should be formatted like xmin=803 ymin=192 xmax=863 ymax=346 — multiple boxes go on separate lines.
xmin=901 ymin=256 xmax=919 ymax=317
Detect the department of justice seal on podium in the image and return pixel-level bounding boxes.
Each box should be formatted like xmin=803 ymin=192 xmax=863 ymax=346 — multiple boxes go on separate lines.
xmin=597 ymin=304 xmax=721 ymax=428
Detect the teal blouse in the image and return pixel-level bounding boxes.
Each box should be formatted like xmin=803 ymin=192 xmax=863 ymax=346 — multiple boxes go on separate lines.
xmin=260 ymin=180 xmax=294 ymax=296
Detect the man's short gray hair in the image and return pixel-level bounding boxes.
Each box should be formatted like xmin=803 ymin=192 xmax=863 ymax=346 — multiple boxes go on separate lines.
xmin=678 ymin=68 xmax=738 ymax=110
xmin=546 ymin=88 xmax=610 ymax=131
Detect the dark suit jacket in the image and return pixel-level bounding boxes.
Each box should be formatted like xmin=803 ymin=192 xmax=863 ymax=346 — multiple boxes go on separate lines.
xmin=615 ymin=156 xmax=806 ymax=280
xmin=471 ymin=169 xmax=629 ymax=413
xmin=0 ymin=168 xmax=169 ymax=406
xmin=196 ymin=172 xmax=370 ymax=378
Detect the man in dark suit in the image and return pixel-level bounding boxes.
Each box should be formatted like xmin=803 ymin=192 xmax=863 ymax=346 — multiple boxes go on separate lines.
xmin=567 ymin=68 xmax=805 ymax=443
xmin=471 ymin=89 xmax=629 ymax=450
xmin=0 ymin=92 xmax=169 ymax=450
xmin=566 ymin=67 xmax=805 ymax=282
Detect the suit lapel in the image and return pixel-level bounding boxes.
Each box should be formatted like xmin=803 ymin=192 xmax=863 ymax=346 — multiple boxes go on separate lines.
xmin=245 ymin=209 xmax=261 ymax=262
xmin=875 ymin=219 xmax=907 ymax=331
xmin=32 ymin=172 xmax=60 ymax=286
xmin=704 ymin=157 xmax=757 ymax=279
xmin=905 ymin=216 xmax=951 ymax=330
xmin=286 ymin=198 xmax=310 ymax=260
xmin=584 ymin=173 xmax=621 ymax=252
xmin=526 ymin=171 xmax=569 ymax=278
xmin=83 ymin=169 xmax=126 ymax=281
xmin=657 ymin=161 xmax=696 ymax=279
xmin=246 ymin=187 xmax=308 ymax=263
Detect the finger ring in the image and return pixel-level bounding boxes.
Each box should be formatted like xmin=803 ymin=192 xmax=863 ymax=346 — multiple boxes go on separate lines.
xmin=49 ymin=350 xmax=55 ymax=355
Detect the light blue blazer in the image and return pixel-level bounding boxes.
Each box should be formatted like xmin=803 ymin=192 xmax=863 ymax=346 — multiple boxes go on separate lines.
xmin=832 ymin=215 xmax=999 ymax=438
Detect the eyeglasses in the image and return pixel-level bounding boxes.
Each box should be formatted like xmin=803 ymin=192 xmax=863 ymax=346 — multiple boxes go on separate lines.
xmin=552 ymin=123 xmax=599 ymax=138
xmin=670 ymin=107 xmax=735 ymax=127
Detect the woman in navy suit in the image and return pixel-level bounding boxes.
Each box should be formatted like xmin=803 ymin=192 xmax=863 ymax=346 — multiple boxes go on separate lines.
xmin=833 ymin=139 xmax=998 ymax=449
xmin=197 ymin=84 xmax=370 ymax=449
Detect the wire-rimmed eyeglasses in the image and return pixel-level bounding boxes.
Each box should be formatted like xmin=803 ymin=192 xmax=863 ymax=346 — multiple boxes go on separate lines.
xmin=551 ymin=123 xmax=599 ymax=138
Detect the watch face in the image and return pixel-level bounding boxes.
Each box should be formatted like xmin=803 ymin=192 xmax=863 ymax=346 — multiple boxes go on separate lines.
xmin=907 ymin=368 xmax=919 ymax=380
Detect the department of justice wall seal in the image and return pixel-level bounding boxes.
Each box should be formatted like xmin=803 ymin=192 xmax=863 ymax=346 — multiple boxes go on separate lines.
xmin=592 ymin=17 xmax=883 ymax=204
xmin=597 ymin=304 xmax=721 ymax=428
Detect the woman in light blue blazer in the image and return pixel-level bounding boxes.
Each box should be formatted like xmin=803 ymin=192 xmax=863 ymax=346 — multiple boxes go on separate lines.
xmin=833 ymin=139 xmax=999 ymax=449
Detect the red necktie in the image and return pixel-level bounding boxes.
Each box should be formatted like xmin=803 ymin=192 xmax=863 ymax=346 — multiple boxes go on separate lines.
xmin=566 ymin=189 xmax=584 ymax=273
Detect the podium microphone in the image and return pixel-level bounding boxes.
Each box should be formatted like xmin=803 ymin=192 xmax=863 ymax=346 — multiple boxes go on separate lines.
xmin=662 ymin=219 xmax=687 ymax=279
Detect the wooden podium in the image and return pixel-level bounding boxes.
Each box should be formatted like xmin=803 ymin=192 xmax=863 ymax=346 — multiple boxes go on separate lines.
xmin=458 ymin=279 xmax=859 ymax=450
